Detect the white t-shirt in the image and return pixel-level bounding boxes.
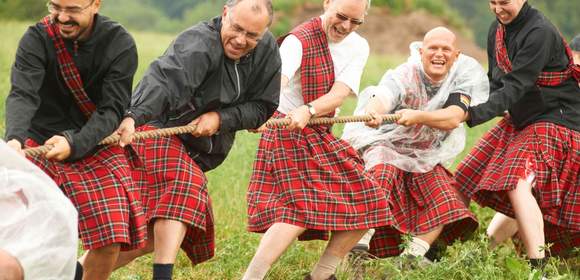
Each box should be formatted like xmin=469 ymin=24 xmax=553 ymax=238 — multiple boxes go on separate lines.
xmin=277 ymin=16 xmax=370 ymax=114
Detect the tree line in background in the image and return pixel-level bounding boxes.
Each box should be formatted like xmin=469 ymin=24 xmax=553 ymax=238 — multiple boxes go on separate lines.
xmin=0 ymin=0 xmax=577 ymax=47
xmin=448 ymin=0 xmax=579 ymax=47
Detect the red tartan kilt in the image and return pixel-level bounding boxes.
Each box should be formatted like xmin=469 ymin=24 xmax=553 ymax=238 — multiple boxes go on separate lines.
xmin=24 ymin=139 xmax=147 ymax=250
xmin=368 ymin=163 xmax=478 ymax=258
xmin=130 ymin=125 xmax=214 ymax=265
xmin=455 ymin=118 xmax=580 ymax=232
xmin=247 ymin=112 xmax=391 ymax=240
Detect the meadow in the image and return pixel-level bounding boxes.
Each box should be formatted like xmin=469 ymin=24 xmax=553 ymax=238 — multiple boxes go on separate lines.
xmin=0 ymin=21 xmax=577 ymax=279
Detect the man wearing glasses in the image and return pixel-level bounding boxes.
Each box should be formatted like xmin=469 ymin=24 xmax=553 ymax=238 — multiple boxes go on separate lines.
xmin=243 ymin=1 xmax=390 ymax=279
xmin=113 ymin=0 xmax=280 ymax=279
xmin=4 ymin=0 xmax=146 ymax=280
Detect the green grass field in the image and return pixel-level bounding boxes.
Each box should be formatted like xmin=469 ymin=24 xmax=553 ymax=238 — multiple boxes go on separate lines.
xmin=0 ymin=21 xmax=578 ymax=279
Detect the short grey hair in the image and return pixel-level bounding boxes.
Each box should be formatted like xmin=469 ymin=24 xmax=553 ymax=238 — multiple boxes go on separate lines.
xmin=226 ymin=0 xmax=274 ymax=26
xmin=329 ymin=0 xmax=372 ymax=15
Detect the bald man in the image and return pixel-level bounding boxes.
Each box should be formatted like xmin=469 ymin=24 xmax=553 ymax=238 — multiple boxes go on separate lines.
xmin=343 ymin=27 xmax=489 ymax=264
xmin=0 ymin=250 xmax=23 ymax=280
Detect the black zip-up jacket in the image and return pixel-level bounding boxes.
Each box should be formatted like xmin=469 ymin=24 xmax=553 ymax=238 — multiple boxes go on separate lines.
xmin=5 ymin=14 xmax=138 ymax=161
xmin=467 ymin=3 xmax=580 ymax=130
xmin=128 ymin=16 xmax=281 ymax=171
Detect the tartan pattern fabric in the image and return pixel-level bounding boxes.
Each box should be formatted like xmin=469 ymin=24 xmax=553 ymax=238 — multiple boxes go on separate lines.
xmin=281 ymin=17 xmax=336 ymax=116
xmin=130 ymin=125 xmax=214 ymax=265
xmin=41 ymin=16 xmax=96 ymax=119
xmin=368 ymin=163 xmax=478 ymax=258
xmin=495 ymin=24 xmax=580 ymax=86
xmin=455 ymin=118 xmax=580 ymax=233
xmin=247 ymin=111 xmax=391 ymax=239
xmin=542 ymin=223 xmax=580 ymax=257
xmin=247 ymin=18 xmax=390 ymax=237
xmin=24 ymin=139 xmax=147 ymax=250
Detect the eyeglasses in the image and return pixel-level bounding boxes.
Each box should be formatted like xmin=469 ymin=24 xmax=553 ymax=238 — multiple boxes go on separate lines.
xmin=335 ymin=12 xmax=364 ymax=26
xmin=47 ymin=0 xmax=95 ymax=16
xmin=226 ymin=12 xmax=263 ymax=45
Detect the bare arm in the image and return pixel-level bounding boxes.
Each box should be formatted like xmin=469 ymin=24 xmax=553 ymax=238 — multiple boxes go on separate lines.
xmin=397 ymin=105 xmax=466 ymax=131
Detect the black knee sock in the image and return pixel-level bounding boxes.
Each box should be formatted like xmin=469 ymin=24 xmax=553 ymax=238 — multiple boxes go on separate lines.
xmin=153 ymin=263 xmax=174 ymax=280
xmin=529 ymin=258 xmax=546 ymax=270
xmin=74 ymin=261 xmax=83 ymax=280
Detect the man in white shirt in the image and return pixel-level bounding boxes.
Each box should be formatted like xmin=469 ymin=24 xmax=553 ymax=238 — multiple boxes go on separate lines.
xmin=244 ymin=1 xmax=391 ymax=280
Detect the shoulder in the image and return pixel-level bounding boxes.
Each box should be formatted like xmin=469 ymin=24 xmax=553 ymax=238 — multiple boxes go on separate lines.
xmin=252 ymin=31 xmax=282 ymax=67
xmin=96 ymin=15 xmax=136 ymax=47
xmin=16 ymin=23 xmax=48 ymax=54
xmin=343 ymin=31 xmax=369 ymax=54
xmin=164 ymin=19 xmax=222 ymax=64
xmin=522 ymin=9 xmax=559 ymax=42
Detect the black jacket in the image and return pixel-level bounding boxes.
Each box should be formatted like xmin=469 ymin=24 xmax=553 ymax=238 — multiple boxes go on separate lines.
xmin=128 ymin=16 xmax=281 ymax=171
xmin=468 ymin=3 xmax=580 ymax=130
xmin=5 ymin=14 xmax=138 ymax=161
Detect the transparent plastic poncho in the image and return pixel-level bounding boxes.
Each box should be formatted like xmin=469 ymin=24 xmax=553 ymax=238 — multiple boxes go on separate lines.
xmin=0 ymin=140 xmax=78 ymax=280
xmin=342 ymin=42 xmax=489 ymax=172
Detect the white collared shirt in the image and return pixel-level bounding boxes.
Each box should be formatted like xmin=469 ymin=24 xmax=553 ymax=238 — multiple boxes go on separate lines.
xmin=277 ymin=16 xmax=370 ymax=114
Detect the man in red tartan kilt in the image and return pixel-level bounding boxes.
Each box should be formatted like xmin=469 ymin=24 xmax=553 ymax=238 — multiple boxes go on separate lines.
xmin=243 ymin=1 xmax=392 ymax=279
xmin=4 ymin=0 xmax=147 ymax=279
xmin=342 ymin=27 xmax=488 ymax=264
xmin=112 ymin=1 xmax=281 ymax=279
xmin=454 ymin=0 xmax=580 ymax=272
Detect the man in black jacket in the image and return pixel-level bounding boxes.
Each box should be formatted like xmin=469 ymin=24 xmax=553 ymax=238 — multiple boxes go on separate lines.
xmin=113 ymin=0 xmax=281 ymax=278
xmin=455 ymin=0 xmax=580 ymax=272
xmin=4 ymin=0 xmax=146 ymax=279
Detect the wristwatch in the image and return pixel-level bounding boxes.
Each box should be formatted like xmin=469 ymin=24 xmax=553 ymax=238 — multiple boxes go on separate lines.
xmin=306 ymin=103 xmax=316 ymax=116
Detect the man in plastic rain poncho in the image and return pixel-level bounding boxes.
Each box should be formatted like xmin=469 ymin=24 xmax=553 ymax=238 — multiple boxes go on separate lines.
xmin=0 ymin=140 xmax=78 ymax=279
xmin=342 ymin=27 xmax=489 ymax=265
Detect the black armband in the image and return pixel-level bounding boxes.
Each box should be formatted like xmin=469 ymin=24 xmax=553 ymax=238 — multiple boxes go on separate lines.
xmin=443 ymin=93 xmax=470 ymax=112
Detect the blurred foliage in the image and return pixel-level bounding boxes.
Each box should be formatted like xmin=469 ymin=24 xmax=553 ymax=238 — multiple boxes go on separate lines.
xmin=0 ymin=0 xmax=47 ymax=21
xmin=0 ymin=0 xmax=576 ymax=46
xmin=447 ymin=0 xmax=580 ymax=47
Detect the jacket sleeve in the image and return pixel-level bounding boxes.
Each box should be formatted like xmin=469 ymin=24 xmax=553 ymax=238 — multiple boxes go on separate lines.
xmin=5 ymin=28 xmax=46 ymax=145
xmin=65 ymin=33 xmax=138 ymax=161
xmin=467 ymin=25 xmax=555 ymax=127
xmin=129 ymin=30 xmax=213 ymax=127
xmin=217 ymin=43 xmax=281 ymax=133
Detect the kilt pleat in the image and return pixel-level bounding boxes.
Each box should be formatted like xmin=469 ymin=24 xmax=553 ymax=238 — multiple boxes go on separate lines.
xmin=455 ymin=118 xmax=580 ymax=256
xmin=247 ymin=112 xmax=391 ymax=240
xmin=130 ymin=125 xmax=214 ymax=265
xmin=25 ymin=139 xmax=147 ymax=250
xmin=369 ymin=163 xmax=478 ymax=258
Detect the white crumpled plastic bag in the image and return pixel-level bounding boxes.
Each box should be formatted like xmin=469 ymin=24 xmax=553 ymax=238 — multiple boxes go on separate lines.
xmin=0 ymin=140 xmax=78 ymax=280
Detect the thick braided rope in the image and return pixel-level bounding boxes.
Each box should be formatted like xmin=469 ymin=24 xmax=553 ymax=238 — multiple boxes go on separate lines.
xmin=265 ymin=114 xmax=400 ymax=127
xmin=23 ymin=114 xmax=400 ymax=157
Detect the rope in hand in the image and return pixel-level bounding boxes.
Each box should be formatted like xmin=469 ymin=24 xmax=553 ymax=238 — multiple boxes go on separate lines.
xmin=23 ymin=113 xmax=400 ymax=157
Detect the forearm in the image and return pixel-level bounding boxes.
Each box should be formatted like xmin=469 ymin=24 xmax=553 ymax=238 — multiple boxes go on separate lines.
xmin=308 ymin=82 xmax=351 ymax=116
xmin=418 ymin=106 xmax=466 ymax=131
xmin=218 ymin=100 xmax=276 ymax=132
xmin=5 ymin=92 xmax=41 ymax=144
xmin=65 ymin=109 xmax=120 ymax=161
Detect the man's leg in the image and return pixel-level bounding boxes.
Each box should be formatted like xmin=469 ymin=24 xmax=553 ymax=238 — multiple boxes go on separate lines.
xmin=487 ymin=212 xmax=518 ymax=249
xmin=151 ymin=219 xmax=187 ymax=280
xmin=308 ymin=229 xmax=367 ymax=280
xmin=508 ymin=179 xmax=545 ymax=265
xmin=80 ymin=243 xmax=121 ymax=280
xmin=242 ymin=223 xmax=306 ymax=280
xmin=113 ymin=225 xmax=155 ymax=269
xmin=402 ymin=226 xmax=443 ymax=258
xmin=0 ymin=249 xmax=24 ymax=280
